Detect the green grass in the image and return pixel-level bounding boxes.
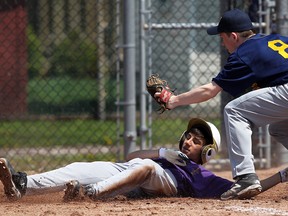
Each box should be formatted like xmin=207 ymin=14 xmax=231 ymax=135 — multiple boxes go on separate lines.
xmin=24 ymin=77 xmax=222 ymax=148
xmin=2 ymin=75 xmax=222 ymax=169
xmin=0 ymin=119 xmax=122 ymax=148
xmin=0 ymin=118 xmax=221 ymax=171
xmin=0 ymin=118 xmax=221 ymax=148
xmin=13 ymin=151 xmax=121 ymax=171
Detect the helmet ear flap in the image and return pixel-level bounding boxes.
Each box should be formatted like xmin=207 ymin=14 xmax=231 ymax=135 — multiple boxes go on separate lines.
xmin=201 ymin=143 xmax=217 ymax=164
xmin=178 ymin=131 xmax=186 ymax=150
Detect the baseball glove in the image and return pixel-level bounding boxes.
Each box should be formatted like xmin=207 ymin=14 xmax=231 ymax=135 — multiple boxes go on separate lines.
xmin=146 ymin=74 xmax=174 ymax=113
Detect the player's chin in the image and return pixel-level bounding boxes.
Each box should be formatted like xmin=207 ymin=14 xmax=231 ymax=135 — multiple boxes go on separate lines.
xmin=181 ymin=148 xmax=190 ymax=155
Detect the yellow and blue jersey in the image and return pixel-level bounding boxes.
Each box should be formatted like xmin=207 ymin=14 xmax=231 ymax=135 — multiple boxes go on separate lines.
xmin=213 ymin=33 xmax=288 ymax=97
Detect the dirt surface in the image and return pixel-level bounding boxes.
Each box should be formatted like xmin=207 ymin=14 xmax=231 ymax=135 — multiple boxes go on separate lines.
xmin=0 ymin=165 xmax=287 ymax=216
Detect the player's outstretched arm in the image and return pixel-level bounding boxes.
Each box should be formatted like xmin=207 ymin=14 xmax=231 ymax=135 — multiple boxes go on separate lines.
xmin=126 ymin=149 xmax=189 ymax=166
xmin=126 ymin=150 xmax=159 ymax=161
xmin=167 ymin=82 xmax=222 ymax=109
xmin=260 ymin=167 xmax=288 ymax=193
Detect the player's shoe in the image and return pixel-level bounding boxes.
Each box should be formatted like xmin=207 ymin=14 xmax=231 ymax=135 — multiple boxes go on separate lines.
xmin=0 ymin=158 xmax=27 ymax=201
xmin=221 ymin=173 xmax=262 ymax=200
xmin=82 ymin=184 xmax=97 ymax=200
xmin=63 ymin=180 xmax=83 ymax=202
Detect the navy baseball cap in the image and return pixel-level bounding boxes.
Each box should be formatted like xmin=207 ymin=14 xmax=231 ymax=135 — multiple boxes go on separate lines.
xmin=207 ymin=9 xmax=253 ymax=35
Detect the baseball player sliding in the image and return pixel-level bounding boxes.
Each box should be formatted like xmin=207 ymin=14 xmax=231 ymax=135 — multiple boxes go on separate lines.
xmin=0 ymin=118 xmax=287 ymax=201
xmin=148 ymin=9 xmax=288 ymax=200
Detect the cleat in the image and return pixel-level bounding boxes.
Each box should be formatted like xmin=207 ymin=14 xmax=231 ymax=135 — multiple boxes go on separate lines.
xmin=63 ymin=180 xmax=82 ymax=202
xmin=0 ymin=158 xmax=27 ymax=201
xmin=221 ymin=173 xmax=262 ymax=200
xmin=83 ymin=184 xmax=97 ymax=199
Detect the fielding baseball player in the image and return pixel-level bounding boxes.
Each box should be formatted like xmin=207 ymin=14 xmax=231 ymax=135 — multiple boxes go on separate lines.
xmin=149 ymin=9 xmax=288 ymax=200
xmin=0 ymin=118 xmax=287 ymax=202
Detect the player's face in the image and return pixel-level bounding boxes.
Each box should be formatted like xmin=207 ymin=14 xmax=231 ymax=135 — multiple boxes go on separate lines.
xmin=180 ymin=132 xmax=205 ymax=163
xmin=219 ymin=32 xmax=238 ymax=54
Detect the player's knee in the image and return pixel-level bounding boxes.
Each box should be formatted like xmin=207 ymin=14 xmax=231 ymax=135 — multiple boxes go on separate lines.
xmin=140 ymin=159 xmax=157 ymax=173
xmin=142 ymin=159 xmax=156 ymax=167
xmin=270 ymin=123 xmax=283 ymax=136
xmin=129 ymin=158 xmax=156 ymax=171
xmin=223 ymin=102 xmax=235 ymax=119
xmin=224 ymin=99 xmax=236 ymax=111
xmin=269 ymin=123 xmax=288 ymax=150
xmin=269 ymin=124 xmax=276 ymax=136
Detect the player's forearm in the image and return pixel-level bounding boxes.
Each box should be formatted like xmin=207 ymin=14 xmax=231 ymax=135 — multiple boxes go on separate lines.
xmin=170 ymin=89 xmax=211 ymax=107
xmin=260 ymin=168 xmax=287 ymax=192
xmin=260 ymin=173 xmax=281 ymax=192
xmin=126 ymin=150 xmax=159 ymax=161
xmin=168 ymin=82 xmax=221 ymax=109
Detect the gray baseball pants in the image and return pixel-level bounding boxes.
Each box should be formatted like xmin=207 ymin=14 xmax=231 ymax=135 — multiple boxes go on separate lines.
xmin=224 ymin=83 xmax=288 ymax=178
xmin=26 ymin=158 xmax=177 ymax=197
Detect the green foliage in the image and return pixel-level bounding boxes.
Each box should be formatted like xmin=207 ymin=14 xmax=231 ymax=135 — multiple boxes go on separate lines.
xmin=50 ymin=31 xmax=98 ymax=78
xmin=28 ymin=77 xmax=122 ymax=115
xmin=27 ymin=28 xmax=98 ymax=78
xmin=27 ymin=26 xmax=47 ymax=78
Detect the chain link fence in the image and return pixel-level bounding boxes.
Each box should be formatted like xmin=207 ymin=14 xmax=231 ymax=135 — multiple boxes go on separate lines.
xmin=145 ymin=0 xmax=278 ymax=169
xmin=0 ymin=0 xmax=278 ymax=172
xmin=142 ymin=1 xmax=223 ymax=157
xmin=0 ymin=0 xmax=123 ymax=171
xmin=144 ymin=0 xmax=279 ymax=169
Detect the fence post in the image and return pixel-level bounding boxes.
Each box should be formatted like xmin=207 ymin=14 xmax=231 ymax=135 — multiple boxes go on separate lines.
xmin=275 ymin=0 xmax=288 ymax=165
xmin=139 ymin=0 xmax=148 ymax=150
xmin=123 ymin=0 xmax=137 ymax=158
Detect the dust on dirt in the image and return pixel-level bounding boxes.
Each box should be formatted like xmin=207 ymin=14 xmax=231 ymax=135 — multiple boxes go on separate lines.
xmin=0 ymin=165 xmax=287 ymax=216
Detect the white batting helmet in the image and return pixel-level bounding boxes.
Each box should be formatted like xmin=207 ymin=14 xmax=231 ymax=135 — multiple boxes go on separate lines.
xmin=179 ymin=118 xmax=221 ymax=164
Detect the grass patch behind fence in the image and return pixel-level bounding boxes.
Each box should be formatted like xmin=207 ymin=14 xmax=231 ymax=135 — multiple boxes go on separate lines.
xmin=0 ymin=118 xmax=220 ymax=148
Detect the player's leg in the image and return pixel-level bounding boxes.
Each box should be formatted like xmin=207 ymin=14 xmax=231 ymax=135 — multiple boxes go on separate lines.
xmin=269 ymin=119 xmax=288 ymax=149
xmin=0 ymin=159 xmax=129 ymax=200
xmin=221 ymin=83 xmax=288 ymax=200
xmin=26 ymin=161 xmax=128 ymax=195
xmin=81 ymin=158 xmax=177 ymax=200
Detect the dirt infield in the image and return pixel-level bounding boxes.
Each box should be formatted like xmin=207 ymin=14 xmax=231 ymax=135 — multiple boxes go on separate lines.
xmin=0 ymin=165 xmax=287 ymax=216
